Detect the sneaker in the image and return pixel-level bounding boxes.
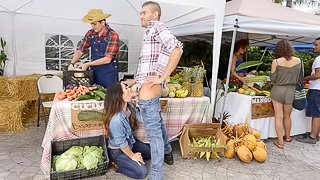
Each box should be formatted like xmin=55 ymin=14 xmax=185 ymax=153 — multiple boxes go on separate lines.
xmin=296 ymin=136 xmax=317 ymax=144
xmin=301 ymin=132 xmax=319 ymax=141
xmin=164 ymin=152 xmax=174 ymax=165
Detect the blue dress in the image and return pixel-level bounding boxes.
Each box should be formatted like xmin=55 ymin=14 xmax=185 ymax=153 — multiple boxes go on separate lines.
xmin=236 ymin=58 xmax=247 ymax=74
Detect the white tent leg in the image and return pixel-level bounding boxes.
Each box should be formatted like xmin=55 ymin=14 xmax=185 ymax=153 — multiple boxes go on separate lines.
xmin=11 ymin=12 xmax=17 ymax=76
xmin=220 ymin=27 xmax=237 ymax=123
xmin=210 ymin=0 xmax=226 ymax=121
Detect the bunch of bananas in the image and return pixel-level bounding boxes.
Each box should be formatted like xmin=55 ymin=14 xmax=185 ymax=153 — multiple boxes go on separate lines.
xmin=175 ymin=89 xmax=188 ymax=98
xmin=261 ymin=90 xmax=270 ymax=97
xmin=191 ymin=136 xmax=226 ymax=161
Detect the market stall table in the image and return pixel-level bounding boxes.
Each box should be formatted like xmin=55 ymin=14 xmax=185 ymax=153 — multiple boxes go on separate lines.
xmin=214 ymin=92 xmax=311 ymax=139
xmin=41 ymin=96 xmax=211 ymax=178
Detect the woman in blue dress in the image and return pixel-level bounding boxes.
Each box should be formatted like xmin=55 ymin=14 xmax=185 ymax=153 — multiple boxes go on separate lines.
xmin=231 ymin=39 xmax=249 ymax=83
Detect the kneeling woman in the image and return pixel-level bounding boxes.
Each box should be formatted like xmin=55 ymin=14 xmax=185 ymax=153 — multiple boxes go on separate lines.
xmin=104 ymin=82 xmax=151 ymax=179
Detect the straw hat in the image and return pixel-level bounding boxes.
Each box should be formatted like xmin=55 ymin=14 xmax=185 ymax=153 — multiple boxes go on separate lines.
xmin=82 ymin=9 xmax=111 ymax=23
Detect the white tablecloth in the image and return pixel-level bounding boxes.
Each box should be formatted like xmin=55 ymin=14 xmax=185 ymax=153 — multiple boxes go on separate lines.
xmin=214 ymin=92 xmax=311 ymax=139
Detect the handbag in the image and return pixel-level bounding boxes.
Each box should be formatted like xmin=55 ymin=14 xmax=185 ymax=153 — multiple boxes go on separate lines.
xmin=293 ymin=61 xmax=307 ymax=110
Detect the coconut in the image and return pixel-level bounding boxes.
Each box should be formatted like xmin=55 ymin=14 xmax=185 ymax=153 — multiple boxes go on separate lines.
xmin=225 ymin=139 xmax=235 ymax=159
xmin=252 ymin=130 xmax=261 ymax=139
xmin=236 ymin=145 xmax=252 ymax=163
xmin=256 ymin=140 xmax=267 ymax=151
xmin=243 ymin=134 xmax=257 ymax=151
xmin=233 ymin=124 xmax=245 ymax=137
xmin=252 ymin=146 xmax=267 ymax=163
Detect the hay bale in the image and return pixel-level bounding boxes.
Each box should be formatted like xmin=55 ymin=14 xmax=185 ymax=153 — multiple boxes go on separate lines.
xmin=0 ymin=77 xmax=9 ymax=100
xmin=6 ymin=74 xmax=41 ymax=101
xmin=22 ymin=100 xmax=38 ymax=124
xmin=0 ymin=100 xmax=26 ymax=131
xmin=23 ymin=94 xmax=55 ymax=124
xmin=0 ymin=74 xmax=41 ymax=101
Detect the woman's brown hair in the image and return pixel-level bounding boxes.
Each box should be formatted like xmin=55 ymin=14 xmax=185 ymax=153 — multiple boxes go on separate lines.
xmin=104 ymin=83 xmax=136 ymax=138
xmin=234 ymin=39 xmax=249 ymax=53
xmin=274 ymin=40 xmax=295 ymax=60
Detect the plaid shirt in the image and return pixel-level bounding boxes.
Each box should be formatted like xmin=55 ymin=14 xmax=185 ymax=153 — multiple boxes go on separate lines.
xmin=136 ymin=21 xmax=183 ymax=89
xmin=77 ymin=24 xmax=119 ymax=59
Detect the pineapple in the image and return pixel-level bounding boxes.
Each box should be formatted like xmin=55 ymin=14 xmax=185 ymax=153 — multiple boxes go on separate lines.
xmin=181 ymin=68 xmax=192 ymax=96
xmin=192 ymin=82 xmax=203 ymax=97
xmin=191 ymin=66 xmax=206 ymax=97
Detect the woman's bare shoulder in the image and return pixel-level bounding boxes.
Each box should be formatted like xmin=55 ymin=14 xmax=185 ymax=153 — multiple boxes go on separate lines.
xmin=292 ymin=56 xmax=301 ymax=63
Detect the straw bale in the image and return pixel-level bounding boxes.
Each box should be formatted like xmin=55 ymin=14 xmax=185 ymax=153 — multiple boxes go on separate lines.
xmin=0 ymin=100 xmax=26 ymax=131
xmin=0 ymin=77 xmax=9 ymax=100
xmin=21 ymin=100 xmax=38 ymax=124
xmin=6 ymin=74 xmax=40 ymax=101
xmin=0 ymin=74 xmax=41 ymax=101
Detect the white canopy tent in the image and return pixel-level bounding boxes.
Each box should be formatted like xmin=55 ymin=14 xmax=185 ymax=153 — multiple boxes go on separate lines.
xmin=0 ymin=0 xmax=222 ymax=76
xmin=0 ymin=0 xmax=226 ymax=116
xmin=169 ymin=0 xmax=320 ymax=119
xmin=172 ymin=0 xmax=320 ymax=44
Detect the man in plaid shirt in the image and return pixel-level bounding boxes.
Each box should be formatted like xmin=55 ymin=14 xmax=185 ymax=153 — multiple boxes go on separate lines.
xmin=68 ymin=9 xmax=119 ymax=88
xmin=130 ymin=1 xmax=183 ymax=179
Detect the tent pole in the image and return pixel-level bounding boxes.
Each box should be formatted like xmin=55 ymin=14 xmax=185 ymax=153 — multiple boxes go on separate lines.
xmin=11 ymin=12 xmax=17 ymax=76
xmin=220 ymin=26 xmax=238 ymax=123
xmin=210 ymin=0 xmax=226 ymax=123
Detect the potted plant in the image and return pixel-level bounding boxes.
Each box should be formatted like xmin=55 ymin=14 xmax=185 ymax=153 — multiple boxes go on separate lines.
xmin=0 ymin=37 xmax=7 ymax=76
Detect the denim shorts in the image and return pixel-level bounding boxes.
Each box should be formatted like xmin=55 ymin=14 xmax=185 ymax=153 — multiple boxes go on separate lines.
xmin=306 ymin=89 xmax=320 ymax=118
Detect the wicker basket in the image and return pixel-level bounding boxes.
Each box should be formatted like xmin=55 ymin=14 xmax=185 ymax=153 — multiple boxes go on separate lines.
xmin=50 ymin=135 xmax=108 ymax=180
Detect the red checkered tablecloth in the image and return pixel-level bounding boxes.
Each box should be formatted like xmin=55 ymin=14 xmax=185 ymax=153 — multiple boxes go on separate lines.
xmin=40 ymin=97 xmax=211 ymax=178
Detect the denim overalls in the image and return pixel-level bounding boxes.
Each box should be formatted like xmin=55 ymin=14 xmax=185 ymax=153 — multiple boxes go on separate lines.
xmin=90 ymin=29 xmax=119 ymax=89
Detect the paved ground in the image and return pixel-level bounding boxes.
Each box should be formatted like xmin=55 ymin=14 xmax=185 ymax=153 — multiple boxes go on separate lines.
xmin=0 ymin=121 xmax=319 ymax=180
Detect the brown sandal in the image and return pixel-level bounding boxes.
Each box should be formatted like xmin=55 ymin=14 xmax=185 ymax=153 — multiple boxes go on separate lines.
xmin=274 ymin=141 xmax=284 ymax=149
xmin=284 ymin=136 xmax=293 ymax=142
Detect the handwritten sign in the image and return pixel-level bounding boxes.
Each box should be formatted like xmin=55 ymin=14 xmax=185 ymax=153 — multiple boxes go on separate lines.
xmin=251 ymin=97 xmax=274 ymax=119
xmin=71 ymin=101 xmax=105 ymax=131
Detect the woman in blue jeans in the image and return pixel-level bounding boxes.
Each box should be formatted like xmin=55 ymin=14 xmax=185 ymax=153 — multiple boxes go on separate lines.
xmin=104 ymin=82 xmax=151 ymax=179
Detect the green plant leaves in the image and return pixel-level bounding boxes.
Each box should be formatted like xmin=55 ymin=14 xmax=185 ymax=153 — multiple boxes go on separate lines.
xmin=236 ymin=61 xmax=263 ymax=71
xmin=0 ymin=38 xmax=6 ymax=50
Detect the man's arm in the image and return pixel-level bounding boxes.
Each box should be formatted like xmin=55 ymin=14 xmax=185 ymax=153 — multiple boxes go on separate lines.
xmin=160 ymin=48 xmax=183 ymax=82
xmin=70 ymin=50 xmax=83 ymax=64
xmin=305 ymin=67 xmax=320 ymax=81
xmin=80 ymin=56 xmax=113 ymax=70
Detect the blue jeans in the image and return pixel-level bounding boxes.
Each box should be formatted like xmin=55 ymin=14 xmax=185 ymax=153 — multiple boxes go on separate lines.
xmin=108 ymin=140 xmax=151 ymax=179
xmin=138 ymin=96 xmax=172 ymax=180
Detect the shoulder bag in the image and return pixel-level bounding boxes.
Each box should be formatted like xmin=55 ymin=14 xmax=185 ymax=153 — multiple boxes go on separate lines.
xmin=292 ymin=61 xmax=307 ymax=110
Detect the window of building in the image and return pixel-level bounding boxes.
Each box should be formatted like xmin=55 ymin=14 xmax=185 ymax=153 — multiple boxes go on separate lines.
xmin=45 ymin=34 xmax=128 ymax=72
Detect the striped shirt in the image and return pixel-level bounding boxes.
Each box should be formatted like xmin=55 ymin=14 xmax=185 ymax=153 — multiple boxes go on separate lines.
xmin=136 ymin=21 xmax=183 ymax=90
xmin=77 ymin=24 xmax=119 ymax=59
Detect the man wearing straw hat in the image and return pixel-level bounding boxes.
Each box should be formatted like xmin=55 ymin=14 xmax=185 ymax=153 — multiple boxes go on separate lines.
xmin=68 ymin=9 xmax=120 ymax=89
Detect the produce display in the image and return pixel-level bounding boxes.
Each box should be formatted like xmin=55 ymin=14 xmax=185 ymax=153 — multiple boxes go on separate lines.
xmin=225 ymin=69 xmax=273 ymax=97
xmin=237 ymin=84 xmax=270 ymax=97
xmin=52 ymin=146 xmax=105 ymax=172
xmin=221 ymin=121 xmax=268 ymax=163
xmin=54 ymin=85 xmax=106 ymax=101
xmin=163 ymin=66 xmax=206 ymax=98
xmin=189 ymin=136 xmax=226 ymax=161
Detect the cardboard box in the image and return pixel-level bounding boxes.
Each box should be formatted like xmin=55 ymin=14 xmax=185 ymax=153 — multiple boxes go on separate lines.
xmin=179 ymin=123 xmax=228 ymax=159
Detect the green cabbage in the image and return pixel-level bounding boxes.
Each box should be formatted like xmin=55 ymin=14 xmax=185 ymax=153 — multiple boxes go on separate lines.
xmin=52 ymin=145 xmax=104 ymax=172
xmin=64 ymin=146 xmax=83 ymax=157
xmin=55 ymin=154 xmax=78 ymax=171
